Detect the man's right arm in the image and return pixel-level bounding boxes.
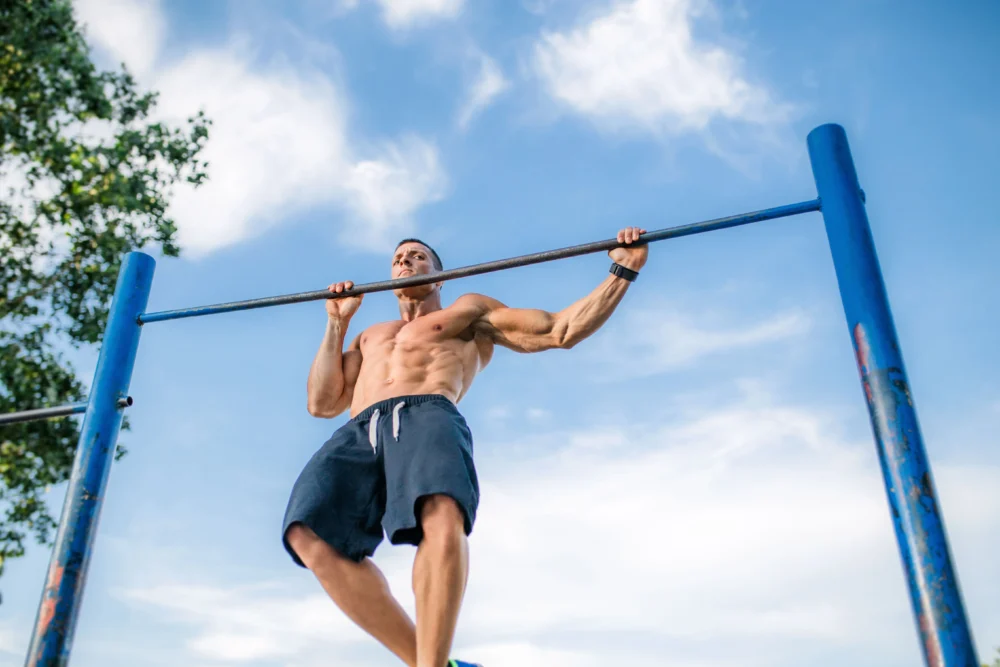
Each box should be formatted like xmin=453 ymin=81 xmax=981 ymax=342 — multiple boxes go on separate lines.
xmin=306 ymin=323 xmax=363 ymax=419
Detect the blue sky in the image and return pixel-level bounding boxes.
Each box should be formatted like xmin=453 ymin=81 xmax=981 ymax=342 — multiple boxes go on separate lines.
xmin=3 ymin=0 xmax=1000 ymax=666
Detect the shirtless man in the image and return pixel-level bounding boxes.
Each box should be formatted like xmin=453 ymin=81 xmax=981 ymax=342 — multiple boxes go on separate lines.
xmin=281 ymin=227 xmax=649 ymax=667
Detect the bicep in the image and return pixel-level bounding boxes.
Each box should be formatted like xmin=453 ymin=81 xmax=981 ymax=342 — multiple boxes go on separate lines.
xmin=483 ymin=305 xmax=562 ymax=353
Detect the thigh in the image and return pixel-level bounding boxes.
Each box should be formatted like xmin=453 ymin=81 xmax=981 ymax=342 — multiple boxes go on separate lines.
xmin=381 ymin=402 xmax=479 ymax=545
xmin=282 ymin=422 xmax=386 ymax=563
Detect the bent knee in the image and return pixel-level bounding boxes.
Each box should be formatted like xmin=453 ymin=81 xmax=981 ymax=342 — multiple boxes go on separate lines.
xmin=285 ymin=523 xmax=326 ymax=568
xmin=419 ymin=495 xmax=466 ymax=539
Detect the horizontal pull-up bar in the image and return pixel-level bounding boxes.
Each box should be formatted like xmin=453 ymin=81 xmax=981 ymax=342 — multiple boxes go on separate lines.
xmin=0 ymin=396 xmax=132 ymax=426
xmin=139 ymin=198 xmax=821 ymax=325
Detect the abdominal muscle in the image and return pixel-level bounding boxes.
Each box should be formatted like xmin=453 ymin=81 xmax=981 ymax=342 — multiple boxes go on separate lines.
xmin=348 ymin=328 xmax=484 ymax=416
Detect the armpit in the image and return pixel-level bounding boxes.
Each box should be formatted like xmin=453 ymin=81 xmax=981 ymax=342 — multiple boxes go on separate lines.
xmin=471 ymin=316 xmax=502 ymax=341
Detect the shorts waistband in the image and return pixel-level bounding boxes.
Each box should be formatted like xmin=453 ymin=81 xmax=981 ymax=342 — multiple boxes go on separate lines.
xmin=350 ymin=394 xmax=455 ymax=423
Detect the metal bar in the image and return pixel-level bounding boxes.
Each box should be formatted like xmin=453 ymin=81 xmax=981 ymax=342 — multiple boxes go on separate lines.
xmin=0 ymin=398 xmax=132 ymax=427
xmin=807 ymin=124 xmax=978 ymax=667
xmin=25 ymin=252 xmax=155 ymax=667
xmin=139 ymin=198 xmax=820 ymax=324
xmin=0 ymin=404 xmax=86 ymax=426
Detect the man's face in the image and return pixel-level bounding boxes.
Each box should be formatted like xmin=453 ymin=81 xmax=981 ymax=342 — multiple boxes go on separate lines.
xmin=392 ymin=242 xmax=437 ymax=280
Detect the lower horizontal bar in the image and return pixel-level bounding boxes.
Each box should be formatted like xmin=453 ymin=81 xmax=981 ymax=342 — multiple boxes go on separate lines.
xmin=0 ymin=397 xmax=133 ymax=426
xmin=139 ymin=198 xmax=821 ymax=324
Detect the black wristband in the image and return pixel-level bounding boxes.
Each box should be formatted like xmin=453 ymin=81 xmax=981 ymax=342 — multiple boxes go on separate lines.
xmin=610 ymin=262 xmax=639 ymax=282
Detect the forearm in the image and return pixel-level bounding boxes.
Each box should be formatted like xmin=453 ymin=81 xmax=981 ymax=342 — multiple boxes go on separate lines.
xmin=554 ymin=273 xmax=633 ymax=349
xmin=307 ymin=318 xmax=348 ymax=415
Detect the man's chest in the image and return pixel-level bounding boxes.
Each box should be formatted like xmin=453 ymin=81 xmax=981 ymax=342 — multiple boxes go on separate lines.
xmin=361 ymin=316 xmax=473 ymax=351
xmin=360 ymin=317 xmax=492 ymax=366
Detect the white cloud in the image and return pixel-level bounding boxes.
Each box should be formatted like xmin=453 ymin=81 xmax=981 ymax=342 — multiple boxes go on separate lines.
xmin=378 ymin=0 xmax=464 ymax=29
xmin=526 ymin=407 xmax=550 ymax=421
xmin=486 ymin=405 xmax=511 ymax=421
xmin=0 ymin=621 xmax=25 ymax=662
xmin=341 ymin=136 xmax=447 ymax=247
xmin=121 ymin=582 xmax=368 ymax=661
xmin=457 ymin=53 xmax=510 ymax=130
xmin=73 ymin=0 xmax=447 ymax=256
xmin=75 ymin=0 xmax=164 ymax=77
xmin=590 ymin=302 xmax=811 ymax=377
xmin=465 ymin=408 xmax=880 ymax=640
xmin=533 ymin=0 xmax=788 ymax=135
xmin=346 ymin=0 xmax=464 ymax=30
xmin=116 ymin=397 xmax=1000 ymax=666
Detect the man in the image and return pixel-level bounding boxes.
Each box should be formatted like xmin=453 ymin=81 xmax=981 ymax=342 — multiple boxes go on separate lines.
xmin=282 ymin=227 xmax=649 ymax=667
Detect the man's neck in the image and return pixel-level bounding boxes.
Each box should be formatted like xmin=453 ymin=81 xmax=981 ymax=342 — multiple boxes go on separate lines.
xmin=398 ymin=293 xmax=443 ymax=322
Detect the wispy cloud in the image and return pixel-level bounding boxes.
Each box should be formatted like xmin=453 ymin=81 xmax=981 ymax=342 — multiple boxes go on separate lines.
xmin=343 ymin=0 xmax=465 ymax=30
xmin=120 ymin=582 xmax=367 ymax=661
xmin=483 ymin=405 xmax=551 ymax=425
xmin=73 ymin=0 xmax=447 ymax=256
xmin=525 ymin=407 xmax=550 ymax=421
xmin=340 ymin=136 xmax=448 ymax=248
xmin=589 ymin=302 xmax=811 ymax=377
xmin=457 ymin=53 xmax=510 ymax=130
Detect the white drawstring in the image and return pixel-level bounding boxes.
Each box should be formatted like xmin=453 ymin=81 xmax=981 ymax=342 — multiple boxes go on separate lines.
xmin=368 ymin=409 xmax=380 ymax=452
xmin=368 ymin=401 xmax=405 ymax=453
xmin=392 ymin=401 xmax=406 ymax=440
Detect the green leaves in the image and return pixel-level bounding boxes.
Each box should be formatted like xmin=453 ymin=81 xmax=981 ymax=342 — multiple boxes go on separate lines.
xmin=0 ymin=0 xmax=209 ymax=584
xmin=0 ymin=329 xmax=84 ymax=566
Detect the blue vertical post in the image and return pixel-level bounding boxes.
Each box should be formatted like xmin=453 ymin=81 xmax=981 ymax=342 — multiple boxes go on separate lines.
xmin=807 ymin=124 xmax=977 ymax=667
xmin=25 ymin=252 xmax=155 ymax=667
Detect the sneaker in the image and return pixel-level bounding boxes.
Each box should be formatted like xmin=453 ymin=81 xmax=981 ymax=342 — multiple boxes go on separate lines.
xmin=449 ymin=661 xmax=483 ymax=667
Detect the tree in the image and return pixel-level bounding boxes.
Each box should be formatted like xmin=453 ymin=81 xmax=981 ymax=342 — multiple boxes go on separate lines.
xmin=0 ymin=0 xmax=210 ymax=590
xmin=984 ymin=647 xmax=1000 ymax=667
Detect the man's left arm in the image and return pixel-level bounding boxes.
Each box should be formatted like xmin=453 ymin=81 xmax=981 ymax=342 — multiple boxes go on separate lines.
xmin=472 ymin=226 xmax=648 ymax=353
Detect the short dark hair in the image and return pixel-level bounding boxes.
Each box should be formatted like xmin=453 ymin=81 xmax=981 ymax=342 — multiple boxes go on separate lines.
xmin=395 ymin=238 xmax=443 ymax=270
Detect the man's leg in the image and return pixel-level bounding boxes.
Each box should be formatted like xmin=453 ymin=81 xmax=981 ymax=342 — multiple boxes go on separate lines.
xmin=412 ymin=494 xmax=470 ymax=667
xmin=286 ymin=523 xmax=417 ymax=666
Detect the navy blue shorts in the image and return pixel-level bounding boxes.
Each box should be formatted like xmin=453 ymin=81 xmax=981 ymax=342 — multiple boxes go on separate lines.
xmin=282 ymin=394 xmax=480 ymax=565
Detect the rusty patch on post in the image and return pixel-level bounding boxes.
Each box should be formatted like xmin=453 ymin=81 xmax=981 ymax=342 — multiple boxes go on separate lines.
xmin=919 ymin=611 xmax=944 ymax=667
xmin=27 ymin=563 xmax=65 ymax=666
xmin=853 ymin=323 xmax=874 ymax=404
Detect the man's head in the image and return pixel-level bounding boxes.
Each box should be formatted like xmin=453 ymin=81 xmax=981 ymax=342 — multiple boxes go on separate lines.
xmin=392 ymin=239 xmax=444 ymax=300
xmin=394 ymin=238 xmax=443 ymax=272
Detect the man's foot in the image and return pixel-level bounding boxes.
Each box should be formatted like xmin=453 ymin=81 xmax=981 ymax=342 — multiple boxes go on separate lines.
xmin=449 ymin=660 xmax=483 ymax=667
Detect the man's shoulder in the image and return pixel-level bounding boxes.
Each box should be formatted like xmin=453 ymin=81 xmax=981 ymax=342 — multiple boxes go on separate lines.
xmin=452 ymin=292 xmax=505 ymax=311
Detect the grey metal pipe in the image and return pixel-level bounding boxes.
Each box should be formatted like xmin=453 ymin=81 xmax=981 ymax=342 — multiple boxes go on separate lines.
xmin=138 ymin=198 xmax=821 ymax=325
xmin=0 ymin=397 xmax=132 ymax=427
